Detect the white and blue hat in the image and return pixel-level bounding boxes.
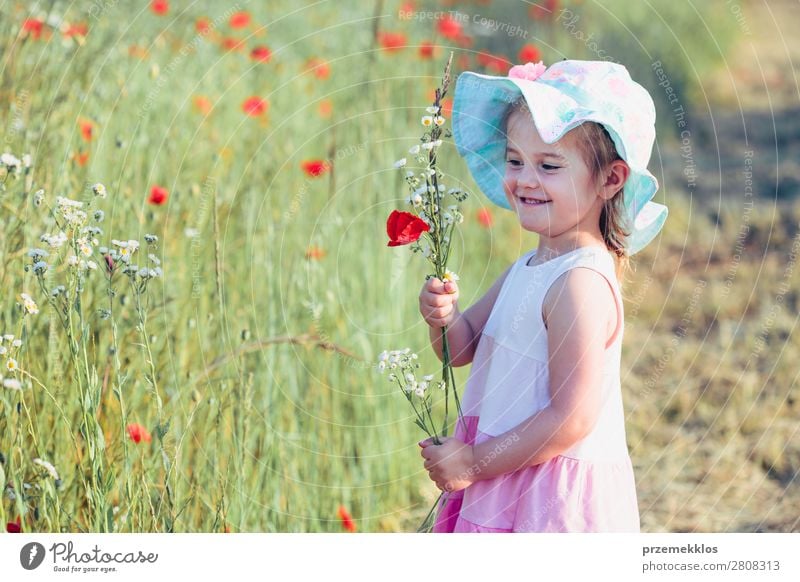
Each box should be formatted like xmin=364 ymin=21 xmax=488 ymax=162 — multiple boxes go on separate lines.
xmin=452 ymin=59 xmax=668 ymax=254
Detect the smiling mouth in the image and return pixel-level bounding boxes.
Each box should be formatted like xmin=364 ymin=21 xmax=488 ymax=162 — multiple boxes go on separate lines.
xmin=517 ymin=196 xmax=550 ymax=206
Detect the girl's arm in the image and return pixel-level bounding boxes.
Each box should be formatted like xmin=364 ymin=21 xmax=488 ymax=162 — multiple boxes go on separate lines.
xmin=425 ymin=263 xmax=513 ymax=367
xmin=469 ymin=267 xmax=617 ymax=480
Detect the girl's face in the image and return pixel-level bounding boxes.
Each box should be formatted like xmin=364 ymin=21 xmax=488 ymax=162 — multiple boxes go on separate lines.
xmin=503 ymin=109 xmax=606 ymax=250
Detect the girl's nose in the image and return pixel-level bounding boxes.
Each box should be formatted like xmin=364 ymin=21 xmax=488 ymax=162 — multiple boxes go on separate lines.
xmin=516 ymin=165 xmax=541 ymax=190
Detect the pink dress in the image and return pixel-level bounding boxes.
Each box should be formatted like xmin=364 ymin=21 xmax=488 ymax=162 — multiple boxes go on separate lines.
xmin=433 ymin=246 xmax=640 ymax=533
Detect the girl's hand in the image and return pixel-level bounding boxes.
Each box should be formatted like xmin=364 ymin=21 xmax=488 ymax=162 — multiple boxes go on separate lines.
xmin=419 ymin=277 xmax=459 ymax=328
xmin=419 ymin=436 xmax=476 ymax=492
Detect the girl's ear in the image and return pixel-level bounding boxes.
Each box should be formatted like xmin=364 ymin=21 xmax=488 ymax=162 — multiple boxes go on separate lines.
xmin=600 ymin=160 xmax=630 ymax=201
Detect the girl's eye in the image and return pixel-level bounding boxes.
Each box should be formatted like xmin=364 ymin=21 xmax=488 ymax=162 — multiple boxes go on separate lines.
xmin=541 ymin=164 xmax=560 ymax=171
xmin=505 ymin=159 xmax=522 ymax=167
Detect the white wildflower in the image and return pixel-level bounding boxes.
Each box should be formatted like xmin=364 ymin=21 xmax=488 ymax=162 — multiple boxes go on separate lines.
xmin=19 ymin=293 xmax=38 ymax=315
xmin=393 ymin=158 xmax=407 ymax=169
xmin=421 ymin=116 xmax=433 ymax=127
xmin=408 ymin=145 xmax=420 ymax=155
xmin=434 ymin=116 xmax=446 ymax=126
xmin=425 ymin=105 xmax=440 ymax=114
xmin=1 ymin=153 xmax=21 ymax=171
xmin=22 ymin=154 xmax=32 ymax=168
xmin=3 ymin=378 xmax=22 ymax=390
xmin=92 ymin=183 xmax=107 ymax=198
xmin=33 ymin=458 xmax=59 ymax=480
xmin=11 ymin=339 xmax=22 ymax=348
xmin=6 ymin=358 xmax=18 ymax=373
xmin=442 ymin=269 xmax=459 ymax=283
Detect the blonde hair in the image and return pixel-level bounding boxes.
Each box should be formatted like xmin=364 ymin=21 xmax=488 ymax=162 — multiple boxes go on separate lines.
xmin=504 ymin=100 xmax=632 ymax=280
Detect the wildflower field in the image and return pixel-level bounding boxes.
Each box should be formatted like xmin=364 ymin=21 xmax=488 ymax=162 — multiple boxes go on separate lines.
xmin=1 ymin=0 xmax=798 ymax=533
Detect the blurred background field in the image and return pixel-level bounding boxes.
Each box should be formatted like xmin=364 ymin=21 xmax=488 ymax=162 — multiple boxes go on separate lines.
xmin=0 ymin=0 xmax=797 ymax=533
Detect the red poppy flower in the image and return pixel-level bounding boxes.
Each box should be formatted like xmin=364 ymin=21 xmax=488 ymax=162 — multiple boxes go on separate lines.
xmin=6 ymin=517 xmax=22 ymax=533
xmin=22 ymin=19 xmax=45 ymax=40
xmin=386 ymin=210 xmax=430 ymax=247
xmin=419 ymin=41 xmax=435 ymax=60
xmin=318 ymin=99 xmax=333 ymax=119
xmin=530 ymin=0 xmax=559 ymax=20
xmin=441 ymin=97 xmax=453 ymax=117
xmin=305 ymin=246 xmax=326 ymax=260
xmin=518 ymin=44 xmax=541 ymax=63
xmin=148 ymin=185 xmax=169 ymax=205
xmin=73 ymin=151 xmax=89 ymax=166
xmin=150 ymin=0 xmax=169 ymax=16
xmin=196 ymin=17 xmax=211 ymax=34
xmin=63 ymin=23 xmax=88 ymax=39
xmin=301 ymin=160 xmax=329 ymax=178
xmin=193 ymin=95 xmax=212 ymax=115
xmin=337 ymin=505 xmax=356 ymax=532
xmin=127 ymin=423 xmax=152 ymax=444
xmin=229 ymin=11 xmax=251 ymax=29
xmin=250 ymin=46 xmax=271 ymax=62
xmin=242 ymin=96 xmax=267 ymax=117
xmin=304 ymin=58 xmax=330 ymax=80
xmin=378 ymin=31 xmax=407 ymax=52
xmin=476 ymin=208 xmax=494 ymax=228
xmin=80 ymin=120 xmax=93 ymax=142
xmin=477 ymin=52 xmax=509 ymax=74
xmin=436 ymin=16 xmax=462 ymax=39
xmin=221 ymin=37 xmax=245 ymax=52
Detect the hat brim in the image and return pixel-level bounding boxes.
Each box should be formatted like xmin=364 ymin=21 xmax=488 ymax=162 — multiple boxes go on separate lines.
xmin=452 ymin=71 xmax=666 ymax=255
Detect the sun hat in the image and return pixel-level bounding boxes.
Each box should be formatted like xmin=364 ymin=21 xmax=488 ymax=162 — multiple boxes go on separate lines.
xmin=451 ymin=59 xmax=668 ymax=255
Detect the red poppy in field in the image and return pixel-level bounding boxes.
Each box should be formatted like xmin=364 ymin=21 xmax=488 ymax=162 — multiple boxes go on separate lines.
xmin=148 ymin=185 xmax=169 ymax=205
xmin=386 ymin=210 xmax=430 ymax=247
xmin=73 ymin=151 xmax=89 ymax=166
xmin=337 ymin=505 xmax=356 ymax=532
xmin=6 ymin=517 xmax=22 ymax=533
xmin=221 ymin=37 xmax=245 ymax=52
xmin=305 ymin=246 xmax=326 ymax=260
xmin=477 ymin=52 xmax=509 ymax=74
xmin=301 ymin=160 xmax=329 ymax=178
xmin=22 ymin=19 xmax=45 ymax=40
xmin=530 ymin=0 xmax=559 ymax=20
xmin=318 ymin=99 xmax=333 ymax=119
xmin=128 ymin=44 xmax=149 ymax=59
xmin=378 ymin=31 xmax=407 ymax=52
xmin=441 ymin=97 xmax=453 ymax=117
xmin=250 ymin=46 xmax=272 ymax=62
xmin=419 ymin=41 xmax=435 ymax=59
xmin=241 ymin=96 xmax=268 ymax=117
xmin=518 ymin=44 xmax=541 ymax=63
xmin=193 ymin=95 xmax=212 ymax=115
xmin=196 ymin=17 xmax=211 ymax=34
xmin=150 ymin=0 xmax=169 ymax=16
xmin=304 ymin=58 xmax=330 ymax=80
xmin=62 ymin=23 xmax=88 ymax=39
xmin=436 ymin=15 xmax=462 ymax=39
xmin=476 ymin=208 xmax=494 ymax=228
xmin=229 ymin=11 xmax=251 ymax=29
xmin=79 ymin=119 xmax=93 ymax=142
xmin=127 ymin=423 xmax=152 ymax=444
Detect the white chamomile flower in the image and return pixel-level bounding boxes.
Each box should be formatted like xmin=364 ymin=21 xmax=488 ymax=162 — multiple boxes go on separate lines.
xmin=86 ymin=260 xmax=98 ymax=270
xmin=421 ymin=116 xmax=433 ymax=127
xmin=414 ymin=385 xmax=425 ymax=397
xmin=425 ymin=105 xmax=440 ymax=114
xmin=22 ymin=154 xmax=32 ymax=168
xmin=434 ymin=116 xmax=446 ymax=126
xmin=411 ymin=193 xmax=423 ymax=207
xmin=67 ymin=255 xmax=79 ymax=267
xmin=12 ymin=339 xmax=22 ymax=348
xmin=6 ymin=358 xmax=18 ymax=373
xmin=393 ymin=158 xmax=407 ymax=169
xmin=408 ymin=145 xmax=420 ymax=155
xmin=442 ymin=269 xmax=459 ymax=283
xmin=33 ymin=458 xmax=59 ymax=480
xmin=0 ymin=346 xmax=6 ymax=355
xmin=3 ymin=378 xmax=22 ymax=390
xmin=423 ymin=375 xmax=434 ymax=382
xmin=92 ymin=183 xmax=107 ymax=198
xmin=20 ymin=293 xmax=38 ymax=315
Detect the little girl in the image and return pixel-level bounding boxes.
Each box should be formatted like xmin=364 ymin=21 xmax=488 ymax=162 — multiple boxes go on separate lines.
xmin=417 ymin=60 xmax=668 ymax=532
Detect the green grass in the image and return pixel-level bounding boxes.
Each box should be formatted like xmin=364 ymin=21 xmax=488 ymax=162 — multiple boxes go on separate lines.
xmin=0 ymin=1 xmax=797 ymax=533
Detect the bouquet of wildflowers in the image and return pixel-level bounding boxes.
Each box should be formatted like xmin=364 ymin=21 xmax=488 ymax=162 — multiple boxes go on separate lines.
xmin=378 ymin=54 xmax=469 ymax=530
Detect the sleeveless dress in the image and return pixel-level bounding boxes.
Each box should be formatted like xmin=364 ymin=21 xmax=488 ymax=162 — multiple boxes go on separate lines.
xmin=432 ymin=245 xmax=640 ymax=533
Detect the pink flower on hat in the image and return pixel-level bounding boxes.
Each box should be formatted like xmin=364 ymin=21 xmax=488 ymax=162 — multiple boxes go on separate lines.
xmin=508 ymin=61 xmax=547 ymax=82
